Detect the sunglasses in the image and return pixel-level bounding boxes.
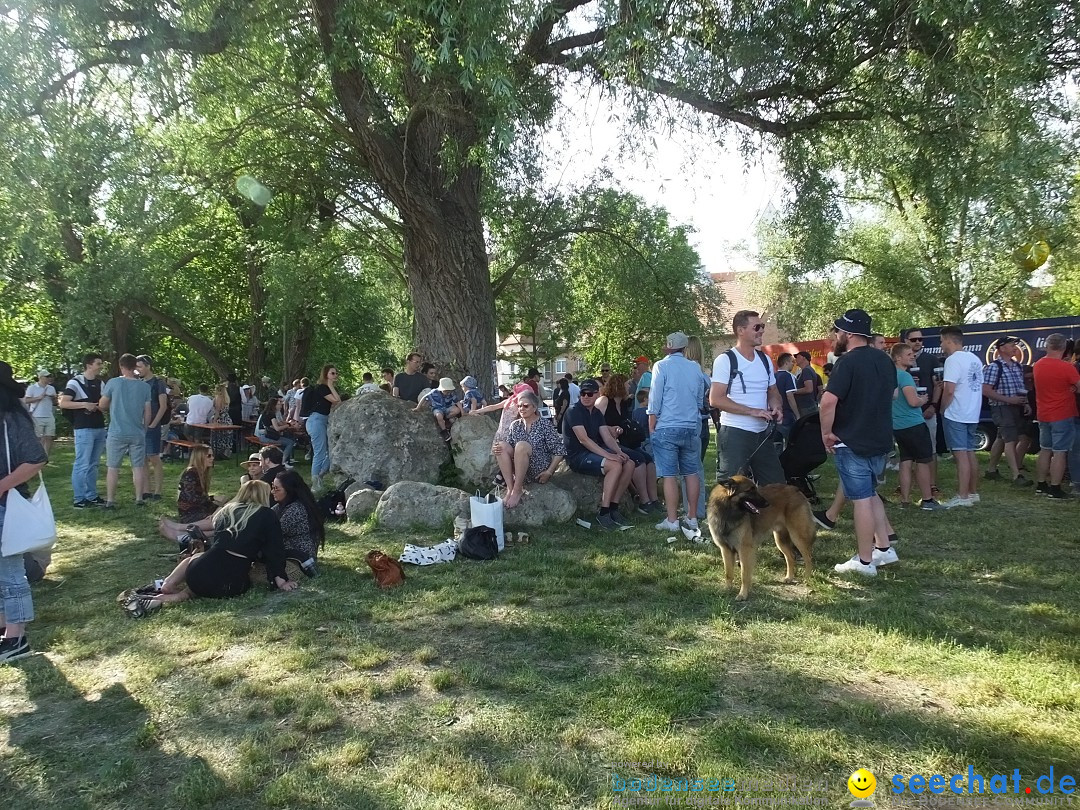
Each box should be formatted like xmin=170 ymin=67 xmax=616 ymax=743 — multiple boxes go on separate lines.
xmin=746 ymin=323 xmax=766 ymax=332
xmin=909 ymin=337 xmax=924 ymax=342
xmin=580 ymin=391 xmax=597 ymax=397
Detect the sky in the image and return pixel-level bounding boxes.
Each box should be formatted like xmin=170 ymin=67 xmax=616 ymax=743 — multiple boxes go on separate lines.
xmin=543 ymin=83 xmax=787 ymax=275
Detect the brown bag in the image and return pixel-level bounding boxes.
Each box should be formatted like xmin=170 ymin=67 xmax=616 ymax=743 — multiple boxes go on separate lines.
xmin=366 ymin=550 xmax=405 ymax=589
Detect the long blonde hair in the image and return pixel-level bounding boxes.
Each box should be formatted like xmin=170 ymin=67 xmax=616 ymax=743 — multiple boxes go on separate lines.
xmin=684 ymin=335 xmax=705 ymax=368
xmin=185 ymin=446 xmax=213 ymax=494
xmin=214 ymin=480 xmax=271 ymax=537
xmin=213 ymin=382 xmax=230 ymax=410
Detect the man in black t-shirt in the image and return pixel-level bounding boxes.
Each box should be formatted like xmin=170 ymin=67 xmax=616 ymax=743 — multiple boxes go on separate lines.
xmin=820 ymin=309 xmax=899 ymax=578
xmin=59 ymin=352 xmax=108 ymax=508
xmin=393 ymin=353 xmax=428 ymax=403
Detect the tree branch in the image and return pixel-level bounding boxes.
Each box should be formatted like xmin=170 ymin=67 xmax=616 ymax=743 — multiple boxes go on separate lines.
xmin=522 ymin=0 xmax=598 ymax=62
xmin=126 ymin=299 xmax=232 ymax=379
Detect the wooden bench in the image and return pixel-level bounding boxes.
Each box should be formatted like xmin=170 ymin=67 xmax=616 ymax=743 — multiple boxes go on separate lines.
xmin=245 ymin=435 xmax=275 ymax=448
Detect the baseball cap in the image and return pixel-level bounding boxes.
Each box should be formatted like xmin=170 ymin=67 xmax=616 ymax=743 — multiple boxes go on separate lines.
xmin=833 ymin=309 xmax=873 ymax=338
xmin=578 ymin=378 xmax=600 ymax=394
xmin=635 ymin=355 xmax=650 ymax=364
xmin=36 ymin=366 xmax=52 ymax=377
xmin=666 ymin=332 xmax=689 ymax=351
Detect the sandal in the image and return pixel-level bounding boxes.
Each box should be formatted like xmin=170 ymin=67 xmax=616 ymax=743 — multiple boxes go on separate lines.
xmin=126 ymin=596 xmax=162 ymax=619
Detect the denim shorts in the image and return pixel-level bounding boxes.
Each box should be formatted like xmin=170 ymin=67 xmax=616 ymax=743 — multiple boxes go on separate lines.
xmin=0 ymin=504 xmax=35 ymax=624
xmin=567 ymin=451 xmax=605 ymax=476
xmin=1039 ymin=418 xmax=1077 ymax=453
xmin=942 ymin=418 xmax=977 ymax=452
xmin=834 ymin=447 xmax=886 ymax=501
xmin=145 ymin=426 xmax=163 ymax=456
xmin=106 ymin=433 xmax=147 ymax=468
xmin=650 ymin=426 xmax=702 ymax=477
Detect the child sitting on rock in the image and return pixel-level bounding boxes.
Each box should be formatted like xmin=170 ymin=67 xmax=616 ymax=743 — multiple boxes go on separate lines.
xmin=459 ymin=375 xmax=486 ymax=414
xmin=415 ymin=377 xmax=462 ymax=441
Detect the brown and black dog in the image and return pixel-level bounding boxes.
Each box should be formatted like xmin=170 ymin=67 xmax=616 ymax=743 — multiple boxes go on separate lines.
xmin=706 ymin=476 xmax=816 ymax=600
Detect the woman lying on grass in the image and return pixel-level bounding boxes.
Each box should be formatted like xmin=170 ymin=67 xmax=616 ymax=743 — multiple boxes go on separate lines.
xmin=122 ymin=480 xmax=297 ymax=618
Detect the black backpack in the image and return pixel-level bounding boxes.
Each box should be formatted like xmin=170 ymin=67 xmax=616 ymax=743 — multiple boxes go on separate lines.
xmin=724 ymin=349 xmax=772 ymax=394
xmin=459 ymin=526 xmax=498 ymax=560
xmin=317 ymin=478 xmax=356 ymax=522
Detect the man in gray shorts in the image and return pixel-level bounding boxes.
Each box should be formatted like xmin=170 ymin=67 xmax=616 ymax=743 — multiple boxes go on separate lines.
xmin=982 ymin=336 xmax=1031 ymax=487
xmin=99 ymin=353 xmax=152 ymax=508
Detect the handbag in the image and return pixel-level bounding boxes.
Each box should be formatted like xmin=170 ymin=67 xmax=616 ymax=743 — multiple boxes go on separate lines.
xmin=469 ymin=491 xmax=505 ymax=550
xmin=1 ymin=422 xmax=57 ymax=557
xmin=366 ymin=550 xmax=406 ymax=588
xmin=458 ymin=526 xmax=498 ymax=560
xmin=619 ymin=417 xmax=646 ymax=449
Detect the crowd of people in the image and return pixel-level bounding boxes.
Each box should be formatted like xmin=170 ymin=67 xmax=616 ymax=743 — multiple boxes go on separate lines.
xmin=2 ymin=314 xmax=1079 ymax=663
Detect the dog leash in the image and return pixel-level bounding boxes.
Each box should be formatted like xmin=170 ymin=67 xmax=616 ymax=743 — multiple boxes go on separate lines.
xmin=735 ymin=418 xmax=778 ymax=479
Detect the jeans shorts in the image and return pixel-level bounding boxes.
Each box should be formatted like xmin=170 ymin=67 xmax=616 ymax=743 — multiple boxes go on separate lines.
xmin=834 ymin=447 xmax=886 ymax=501
xmin=145 ymin=425 xmax=163 ymax=456
xmin=567 ymin=451 xmax=606 ymax=476
xmin=1039 ymin=418 xmax=1077 ymax=453
xmin=0 ymin=504 xmax=35 ymax=625
xmin=651 ymin=426 xmax=702 ymax=477
xmin=942 ymin=418 xmax=977 ymax=452
xmin=106 ymin=433 xmax=147 ymax=468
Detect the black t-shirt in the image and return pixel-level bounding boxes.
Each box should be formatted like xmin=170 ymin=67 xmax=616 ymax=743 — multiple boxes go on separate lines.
xmin=825 ymin=346 xmax=896 ymax=457
xmin=63 ymin=375 xmax=105 ymax=429
xmin=393 ymin=372 xmax=428 ymax=403
xmin=146 ymin=376 xmax=170 ymax=426
xmin=794 ymin=367 xmax=820 ymax=413
xmin=260 ymin=464 xmax=286 ymax=484
xmin=302 ymin=384 xmax=332 ymax=416
xmin=227 ymin=382 xmax=242 ymax=420
xmin=211 ymin=505 xmax=287 ymax=582
xmin=910 ymin=350 xmax=937 ymax=390
xmin=562 ymin=402 xmax=607 ymax=457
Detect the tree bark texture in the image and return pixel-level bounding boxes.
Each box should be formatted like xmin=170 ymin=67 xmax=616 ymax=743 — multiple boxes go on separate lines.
xmin=283 ymin=313 xmax=315 ymax=385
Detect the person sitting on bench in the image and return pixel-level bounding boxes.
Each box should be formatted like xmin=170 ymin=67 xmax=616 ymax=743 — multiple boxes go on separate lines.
xmin=254 ymin=396 xmax=296 ymax=463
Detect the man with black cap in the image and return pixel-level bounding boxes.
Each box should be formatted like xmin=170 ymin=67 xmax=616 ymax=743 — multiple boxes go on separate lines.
xmin=820 ymin=309 xmax=899 ymax=577
xmin=982 ymin=336 xmax=1031 ymax=487
xmin=563 ymin=378 xmax=636 ymax=531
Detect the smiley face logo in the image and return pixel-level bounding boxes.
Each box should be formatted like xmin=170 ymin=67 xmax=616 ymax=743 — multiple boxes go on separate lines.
xmin=848 ymin=769 xmax=877 ymax=799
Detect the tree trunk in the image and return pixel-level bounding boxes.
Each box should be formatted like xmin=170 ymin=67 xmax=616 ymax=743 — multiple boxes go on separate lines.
xmin=284 ymin=313 xmax=316 ymax=384
xmin=127 ymin=299 xmax=232 ymax=380
xmin=402 ymin=194 xmax=496 ymax=386
xmin=110 ymin=306 xmax=132 ymax=366
xmin=245 ymin=245 xmax=267 ymax=384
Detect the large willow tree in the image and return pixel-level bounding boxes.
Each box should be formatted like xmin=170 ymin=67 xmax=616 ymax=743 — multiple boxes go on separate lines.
xmin=10 ymin=0 xmax=1079 ymax=376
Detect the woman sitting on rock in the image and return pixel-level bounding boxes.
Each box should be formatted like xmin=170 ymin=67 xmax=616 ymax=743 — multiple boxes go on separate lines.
xmin=501 ymin=391 xmax=566 ymax=509
xmin=271 ymin=470 xmax=325 ymax=576
xmin=473 ymin=382 xmax=532 ymax=488
xmin=124 ymin=480 xmax=297 ymax=618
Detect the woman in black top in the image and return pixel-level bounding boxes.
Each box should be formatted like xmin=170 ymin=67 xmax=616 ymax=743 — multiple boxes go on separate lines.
xmin=271 ymin=470 xmax=325 ymax=573
xmin=553 ymin=378 xmax=570 ymax=431
xmin=0 ymin=361 xmax=49 ymax=663
xmin=303 ymin=365 xmax=341 ymax=491
xmin=125 ymin=480 xmax=297 ymax=618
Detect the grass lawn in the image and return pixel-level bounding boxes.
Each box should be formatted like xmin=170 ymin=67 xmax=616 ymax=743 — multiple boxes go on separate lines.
xmin=2 ymin=440 xmax=1078 ymax=809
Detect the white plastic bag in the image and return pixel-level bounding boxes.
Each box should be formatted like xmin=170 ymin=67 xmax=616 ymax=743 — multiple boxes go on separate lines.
xmin=1 ymin=425 xmax=56 ymax=557
xmin=469 ymin=492 xmax=505 ymax=551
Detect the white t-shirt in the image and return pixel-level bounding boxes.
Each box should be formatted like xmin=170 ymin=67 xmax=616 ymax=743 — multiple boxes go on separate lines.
xmin=712 ymin=350 xmax=776 ymax=433
xmin=943 ymin=350 xmax=984 ymax=424
xmin=568 ymin=382 xmax=580 ymax=406
xmin=185 ymin=393 xmax=215 ymax=425
xmin=24 ymin=383 xmax=57 ymax=417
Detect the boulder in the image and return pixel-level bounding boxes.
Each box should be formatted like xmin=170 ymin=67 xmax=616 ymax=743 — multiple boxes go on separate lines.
xmin=550 ymin=467 xmax=634 ymax=516
xmin=503 ymin=484 xmax=577 ymax=527
xmin=450 ymin=414 xmax=498 ymax=486
xmin=327 ymin=393 xmax=450 ymax=486
xmin=346 ymin=488 xmax=381 ymax=521
xmin=374 ymin=481 xmax=470 ymax=530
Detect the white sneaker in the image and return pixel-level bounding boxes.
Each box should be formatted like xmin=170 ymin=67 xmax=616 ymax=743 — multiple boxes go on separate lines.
xmin=834 ymin=556 xmax=877 ymax=576
xmin=681 ymin=520 xmax=703 ymax=542
xmin=655 ymin=518 xmax=680 ymax=531
xmin=942 ymin=496 xmax=975 ymax=509
xmin=969 ymin=493 xmax=981 ymax=503
xmin=871 ymin=547 xmax=899 ymax=566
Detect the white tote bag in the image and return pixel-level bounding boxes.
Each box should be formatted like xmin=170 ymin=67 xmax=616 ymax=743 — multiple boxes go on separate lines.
xmin=469 ymin=492 xmax=505 ymax=551
xmin=1 ymin=423 xmax=56 ymax=557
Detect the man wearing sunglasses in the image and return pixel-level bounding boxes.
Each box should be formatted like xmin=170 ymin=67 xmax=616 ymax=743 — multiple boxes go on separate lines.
xmin=710 ymin=309 xmax=785 ymax=485
xmin=905 ymin=328 xmax=942 ymax=493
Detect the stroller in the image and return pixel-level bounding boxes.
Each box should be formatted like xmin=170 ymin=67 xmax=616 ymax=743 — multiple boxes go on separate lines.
xmin=779 ymin=412 xmax=827 ymax=504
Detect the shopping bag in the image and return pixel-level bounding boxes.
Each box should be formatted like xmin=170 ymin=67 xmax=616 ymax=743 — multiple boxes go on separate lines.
xmin=1 ymin=423 xmax=56 ymax=557
xmin=469 ymin=491 xmax=505 ymax=551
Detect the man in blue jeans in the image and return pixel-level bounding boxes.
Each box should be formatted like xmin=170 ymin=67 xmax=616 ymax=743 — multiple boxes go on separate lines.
xmin=819 ymin=309 xmax=899 ymax=577
xmin=58 ymin=353 xmax=107 ymax=508
xmin=648 ymin=332 xmax=708 ymax=534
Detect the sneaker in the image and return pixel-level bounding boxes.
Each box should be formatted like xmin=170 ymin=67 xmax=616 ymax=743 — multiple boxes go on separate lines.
xmin=681 ymin=521 xmax=704 ymax=543
xmin=1036 ymin=482 xmax=1050 ymax=495
xmin=88 ymin=496 xmax=106 ymax=506
xmin=72 ymin=500 xmax=89 ymax=509
xmin=150 ymin=493 xmax=162 ymax=501
xmin=0 ymin=634 xmax=30 ymax=664
xmin=1047 ymin=486 xmax=1072 ymax=500
xmin=609 ymin=510 xmax=630 ymax=528
xmin=871 ymin=547 xmax=899 ymax=566
xmin=833 ymin=556 xmax=877 ymax=577
xmin=969 ymin=493 xmax=981 ymax=503
xmin=942 ymin=496 xmax=975 ymax=509
xmin=655 ymin=518 xmax=680 ymax=532
xmin=1012 ymin=475 xmax=1033 ymax=487
xmin=595 ymin=513 xmax=619 ymax=531
xmin=983 ymin=470 xmax=1001 ymax=481
xmin=812 ymin=510 xmax=836 ymax=530
xmin=919 ymin=499 xmax=945 ymax=511
xmin=636 ymin=501 xmax=652 ymax=516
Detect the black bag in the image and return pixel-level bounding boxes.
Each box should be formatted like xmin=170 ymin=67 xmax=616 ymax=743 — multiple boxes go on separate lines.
xmin=458 ymin=526 xmax=498 ymax=560
xmin=619 ymin=417 xmax=646 ymax=449
xmin=317 ymin=478 xmax=355 ymax=521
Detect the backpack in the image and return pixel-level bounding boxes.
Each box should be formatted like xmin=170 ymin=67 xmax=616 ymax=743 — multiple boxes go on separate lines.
xmin=317 ymin=478 xmax=355 ymax=522
xmin=724 ymin=349 xmax=772 ymax=394
xmin=458 ymin=526 xmax=498 ymax=560
xmin=61 ymin=375 xmax=89 ymax=424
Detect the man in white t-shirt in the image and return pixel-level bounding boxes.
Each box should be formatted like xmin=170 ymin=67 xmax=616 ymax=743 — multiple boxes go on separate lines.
xmin=183 ymin=383 xmax=215 ymax=438
xmin=939 ymin=325 xmax=984 ymax=507
xmin=710 ymin=309 xmax=785 ymax=484
xmin=565 ymin=374 xmax=580 ymax=406
xmin=22 ymin=367 xmax=57 ymax=453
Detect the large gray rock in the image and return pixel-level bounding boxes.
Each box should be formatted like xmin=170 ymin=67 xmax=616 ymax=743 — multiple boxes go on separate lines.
xmin=346 ymin=488 xmax=381 ymax=521
xmin=450 ymin=414 xmax=498 ymax=486
xmin=504 ymin=484 xmax=577 ymax=527
xmin=374 ymin=481 xmax=470 ymax=530
xmin=328 ymin=393 xmax=450 ymax=485
xmin=550 ymin=467 xmax=634 ymax=516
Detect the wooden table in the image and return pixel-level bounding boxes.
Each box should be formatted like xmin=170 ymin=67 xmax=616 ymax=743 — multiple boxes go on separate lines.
xmin=191 ymin=423 xmax=244 ymax=464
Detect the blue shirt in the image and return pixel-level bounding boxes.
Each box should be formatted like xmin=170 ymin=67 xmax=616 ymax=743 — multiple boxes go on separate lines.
xmin=461 ymin=389 xmax=485 ymax=413
xmin=427 ymin=390 xmax=457 ymax=411
xmin=632 ymin=405 xmax=650 ymax=438
xmin=646 ymin=352 xmax=708 ymax=430
xmin=775 ymin=369 xmax=798 ymax=424
xmin=892 ymin=369 xmax=925 ymax=430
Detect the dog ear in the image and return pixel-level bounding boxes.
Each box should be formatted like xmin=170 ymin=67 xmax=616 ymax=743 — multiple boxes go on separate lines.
xmin=716 ymin=478 xmax=736 ymax=490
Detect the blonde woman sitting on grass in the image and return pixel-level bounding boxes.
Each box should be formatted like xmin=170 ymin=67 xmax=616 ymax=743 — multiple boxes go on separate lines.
xmin=124 ymin=480 xmax=296 ymax=618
